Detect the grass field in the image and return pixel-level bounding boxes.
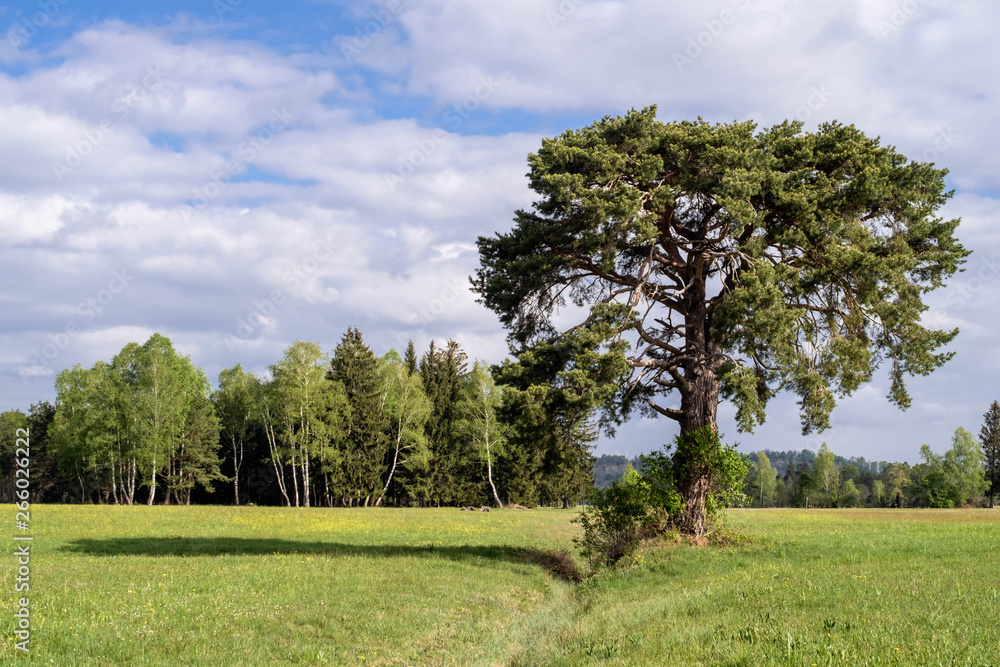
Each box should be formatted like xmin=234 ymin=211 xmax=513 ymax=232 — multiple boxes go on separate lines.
xmin=2 ymin=506 xmax=999 ymax=665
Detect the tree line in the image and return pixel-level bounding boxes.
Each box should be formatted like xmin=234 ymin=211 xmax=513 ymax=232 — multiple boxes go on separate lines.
xmin=0 ymin=330 xmax=598 ymax=508
xmin=743 ymin=405 xmax=1000 ymax=508
xmin=587 ymin=401 xmax=1000 ymax=511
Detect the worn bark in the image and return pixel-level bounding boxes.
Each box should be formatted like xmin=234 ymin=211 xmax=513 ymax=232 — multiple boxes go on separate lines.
xmin=675 ymin=366 xmax=720 ymax=536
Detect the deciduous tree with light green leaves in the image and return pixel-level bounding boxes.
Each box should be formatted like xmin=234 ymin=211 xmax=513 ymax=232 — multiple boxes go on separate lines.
xmin=752 ymin=450 xmax=777 ymax=507
xmin=885 ymin=463 xmax=912 ymax=507
xmin=474 ymin=107 xmax=967 ymax=533
xmin=870 ymin=479 xmax=886 ymax=507
xmin=919 ymin=428 xmax=987 ymax=508
xmin=213 ymin=364 xmax=261 ymax=505
xmin=378 ymin=351 xmax=432 ymax=506
xmin=839 ymin=479 xmax=861 ymax=507
xmin=50 ymin=334 xmax=222 ymax=505
xmin=270 ymin=340 xmax=347 ymax=508
xmin=814 ymin=443 xmax=839 ymax=503
xmin=458 ymin=361 xmax=507 ymax=507
xmin=945 ymin=427 xmax=988 ymax=506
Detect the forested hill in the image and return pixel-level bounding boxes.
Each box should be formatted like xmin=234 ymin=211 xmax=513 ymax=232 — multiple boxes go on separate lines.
xmin=753 ymin=449 xmax=890 ymax=477
xmin=592 ymin=450 xmax=891 ymax=490
xmin=592 ymin=454 xmax=644 ymax=488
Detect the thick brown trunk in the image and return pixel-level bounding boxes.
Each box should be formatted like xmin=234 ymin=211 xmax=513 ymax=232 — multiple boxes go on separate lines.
xmin=676 ymin=297 xmax=721 ymax=536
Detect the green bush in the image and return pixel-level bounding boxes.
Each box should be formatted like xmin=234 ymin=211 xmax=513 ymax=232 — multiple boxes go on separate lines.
xmin=575 ymin=467 xmax=673 ymax=568
xmin=576 ymin=431 xmax=748 ymax=568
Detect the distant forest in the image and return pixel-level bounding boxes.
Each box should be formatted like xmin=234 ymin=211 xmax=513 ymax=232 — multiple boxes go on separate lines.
xmin=592 ymin=455 xmax=643 ymax=488
xmin=741 ymin=433 xmax=997 ymax=509
xmin=597 ymin=429 xmax=1000 ymax=510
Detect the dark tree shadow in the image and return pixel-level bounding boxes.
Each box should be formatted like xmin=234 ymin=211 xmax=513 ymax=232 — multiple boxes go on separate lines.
xmin=59 ymin=537 xmax=582 ymax=581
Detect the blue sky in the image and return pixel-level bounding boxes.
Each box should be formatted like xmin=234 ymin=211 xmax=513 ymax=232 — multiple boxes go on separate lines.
xmin=1 ymin=0 xmax=998 ymax=462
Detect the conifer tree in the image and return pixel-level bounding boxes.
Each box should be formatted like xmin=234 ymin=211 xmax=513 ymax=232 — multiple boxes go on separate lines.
xmin=418 ymin=340 xmax=472 ymax=505
xmin=475 ymin=108 xmax=968 ymax=533
xmin=404 ymin=340 xmax=418 ymax=376
xmin=330 ymin=328 xmax=388 ymax=506
xmin=171 ymin=389 xmax=225 ymax=505
xmin=980 ymin=401 xmax=1000 ymax=508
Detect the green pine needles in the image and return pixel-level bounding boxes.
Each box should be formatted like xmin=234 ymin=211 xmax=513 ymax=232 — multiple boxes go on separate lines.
xmin=476 ymin=107 xmax=968 ymax=533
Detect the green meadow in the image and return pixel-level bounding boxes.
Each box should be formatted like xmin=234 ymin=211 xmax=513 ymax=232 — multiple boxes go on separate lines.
xmin=3 ymin=506 xmax=999 ymax=665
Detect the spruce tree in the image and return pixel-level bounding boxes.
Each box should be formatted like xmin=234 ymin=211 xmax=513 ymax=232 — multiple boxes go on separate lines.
xmin=418 ymin=340 xmax=473 ymax=505
xmin=172 ymin=389 xmax=225 ymax=505
xmin=494 ymin=341 xmax=603 ymax=508
xmin=329 ymin=328 xmax=388 ymax=506
xmin=404 ymin=340 xmax=418 ymax=376
xmin=980 ymin=401 xmax=1000 ymax=508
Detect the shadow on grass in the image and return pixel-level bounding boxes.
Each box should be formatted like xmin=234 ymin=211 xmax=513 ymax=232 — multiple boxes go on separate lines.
xmin=60 ymin=538 xmax=582 ymax=581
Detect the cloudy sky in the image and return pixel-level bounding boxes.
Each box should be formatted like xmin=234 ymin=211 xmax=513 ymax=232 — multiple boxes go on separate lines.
xmin=1 ymin=0 xmax=997 ymax=462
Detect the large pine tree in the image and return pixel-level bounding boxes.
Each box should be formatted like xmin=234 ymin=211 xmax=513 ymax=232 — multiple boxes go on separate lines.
xmin=475 ymin=108 xmax=968 ymax=533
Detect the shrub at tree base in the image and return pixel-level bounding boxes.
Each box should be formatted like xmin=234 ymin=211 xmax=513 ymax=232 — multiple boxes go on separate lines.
xmin=575 ymin=428 xmax=748 ymax=568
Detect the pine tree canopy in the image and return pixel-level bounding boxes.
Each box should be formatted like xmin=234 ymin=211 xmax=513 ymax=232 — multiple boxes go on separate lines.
xmin=474 ymin=107 xmax=969 ymax=437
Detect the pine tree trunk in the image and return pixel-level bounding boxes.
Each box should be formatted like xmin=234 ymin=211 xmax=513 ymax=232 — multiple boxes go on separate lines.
xmin=675 ymin=353 xmax=720 ymax=537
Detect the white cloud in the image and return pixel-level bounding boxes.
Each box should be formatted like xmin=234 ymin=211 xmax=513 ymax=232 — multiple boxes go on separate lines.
xmin=1 ymin=6 xmax=998 ymax=461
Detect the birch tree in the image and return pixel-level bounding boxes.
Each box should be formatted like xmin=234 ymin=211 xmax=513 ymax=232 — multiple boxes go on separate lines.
xmin=270 ymin=341 xmax=346 ymax=507
xmin=377 ymin=352 xmax=431 ymax=506
xmin=459 ymin=361 xmax=506 ymax=507
xmin=214 ymin=364 xmax=259 ymax=505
